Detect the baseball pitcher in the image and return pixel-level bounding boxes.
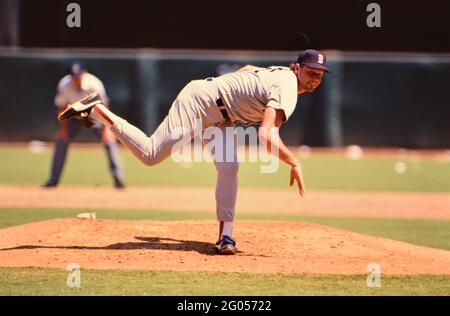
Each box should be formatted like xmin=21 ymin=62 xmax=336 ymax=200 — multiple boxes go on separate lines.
xmin=58 ymin=50 xmax=329 ymax=255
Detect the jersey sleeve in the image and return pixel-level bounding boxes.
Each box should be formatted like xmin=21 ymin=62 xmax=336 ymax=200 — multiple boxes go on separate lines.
xmin=266 ymin=72 xmax=298 ymax=122
xmin=87 ymin=75 xmax=109 ymax=105
xmin=54 ymin=77 xmax=69 ymax=107
xmin=96 ymin=80 xmax=109 ymax=105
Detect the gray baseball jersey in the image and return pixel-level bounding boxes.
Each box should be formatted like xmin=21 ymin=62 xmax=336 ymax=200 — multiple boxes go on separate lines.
xmin=214 ymin=66 xmax=298 ymax=125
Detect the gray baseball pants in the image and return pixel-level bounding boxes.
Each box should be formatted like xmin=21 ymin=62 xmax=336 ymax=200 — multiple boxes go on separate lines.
xmin=110 ymin=80 xmax=238 ymax=222
xmin=46 ymin=119 xmax=125 ymax=187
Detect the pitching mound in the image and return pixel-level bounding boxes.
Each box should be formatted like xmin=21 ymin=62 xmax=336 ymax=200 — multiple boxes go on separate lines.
xmin=0 ymin=219 xmax=449 ymax=275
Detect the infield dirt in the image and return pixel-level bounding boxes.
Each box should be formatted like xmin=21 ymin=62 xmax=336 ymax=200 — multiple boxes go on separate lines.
xmin=0 ymin=218 xmax=449 ymax=275
xmin=1 ymin=185 xmax=449 ymax=220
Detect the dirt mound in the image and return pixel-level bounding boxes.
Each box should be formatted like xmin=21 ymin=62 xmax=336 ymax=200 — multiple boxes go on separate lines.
xmin=0 ymin=219 xmax=449 ymax=275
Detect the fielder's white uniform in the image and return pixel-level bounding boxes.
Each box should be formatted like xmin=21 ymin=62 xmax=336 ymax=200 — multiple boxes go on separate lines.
xmin=110 ymin=66 xmax=298 ymax=222
xmin=56 ymin=73 xmax=109 ymax=108
xmin=45 ymin=72 xmax=124 ymax=188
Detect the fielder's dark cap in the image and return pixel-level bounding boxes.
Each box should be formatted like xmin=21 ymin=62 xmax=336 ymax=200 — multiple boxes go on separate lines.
xmin=297 ymin=49 xmax=330 ymax=73
xmin=69 ymin=62 xmax=86 ymax=77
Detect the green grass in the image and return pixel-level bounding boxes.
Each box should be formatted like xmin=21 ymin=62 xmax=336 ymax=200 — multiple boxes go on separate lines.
xmin=295 ymin=216 xmax=450 ymax=251
xmin=0 ymin=268 xmax=448 ymax=296
xmin=1 ymin=208 xmax=449 ymax=250
xmin=0 ymin=145 xmax=449 ymax=192
xmin=0 ymin=208 xmax=215 ymax=229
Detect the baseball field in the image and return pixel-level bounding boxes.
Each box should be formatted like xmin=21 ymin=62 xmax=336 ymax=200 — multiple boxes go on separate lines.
xmin=0 ymin=142 xmax=449 ymax=295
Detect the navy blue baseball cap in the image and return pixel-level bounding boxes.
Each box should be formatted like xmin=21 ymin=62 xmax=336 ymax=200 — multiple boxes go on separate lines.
xmin=297 ymin=49 xmax=330 ymax=72
xmin=69 ymin=62 xmax=86 ymax=77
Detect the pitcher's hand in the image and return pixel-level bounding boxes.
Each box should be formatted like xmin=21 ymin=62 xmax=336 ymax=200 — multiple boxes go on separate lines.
xmin=290 ymin=165 xmax=306 ymax=197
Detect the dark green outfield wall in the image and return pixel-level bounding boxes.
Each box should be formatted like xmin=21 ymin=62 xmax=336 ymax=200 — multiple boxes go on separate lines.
xmin=0 ymin=49 xmax=448 ymax=148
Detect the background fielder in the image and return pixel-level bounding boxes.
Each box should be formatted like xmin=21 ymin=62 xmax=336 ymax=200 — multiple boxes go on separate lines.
xmin=59 ymin=50 xmax=329 ymax=255
xmin=43 ymin=63 xmax=126 ymax=189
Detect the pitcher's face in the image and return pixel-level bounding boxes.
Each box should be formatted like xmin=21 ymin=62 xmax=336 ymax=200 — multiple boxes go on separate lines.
xmin=294 ymin=64 xmax=325 ymax=93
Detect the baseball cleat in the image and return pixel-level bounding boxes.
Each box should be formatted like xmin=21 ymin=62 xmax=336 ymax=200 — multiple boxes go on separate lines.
xmin=58 ymin=92 xmax=103 ymax=121
xmin=114 ymin=176 xmax=126 ymax=189
xmin=215 ymin=235 xmax=237 ymax=255
xmin=42 ymin=181 xmax=58 ymax=188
